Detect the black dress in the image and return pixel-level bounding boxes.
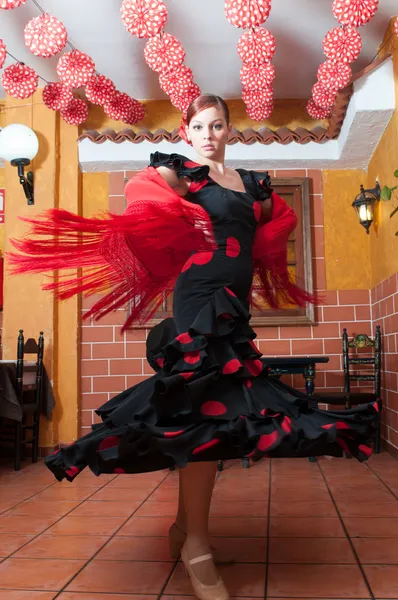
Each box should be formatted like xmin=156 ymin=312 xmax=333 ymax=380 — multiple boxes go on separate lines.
xmin=45 ymin=153 xmax=378 ymax=481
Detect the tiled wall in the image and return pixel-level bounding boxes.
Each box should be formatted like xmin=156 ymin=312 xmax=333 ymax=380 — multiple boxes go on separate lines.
xmin=80 ymin=169 xmax=396 ymax=455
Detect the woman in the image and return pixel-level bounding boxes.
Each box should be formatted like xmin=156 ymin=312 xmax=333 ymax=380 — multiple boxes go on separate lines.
xmin=9 ymin=94 xmax=378 ymax=600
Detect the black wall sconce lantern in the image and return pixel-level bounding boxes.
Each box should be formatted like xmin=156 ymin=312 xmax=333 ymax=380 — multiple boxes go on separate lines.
xmin=352 ymin=182 xmax=381 ymax=234
xmin=0 ymin=123 xmax=38 ymax=205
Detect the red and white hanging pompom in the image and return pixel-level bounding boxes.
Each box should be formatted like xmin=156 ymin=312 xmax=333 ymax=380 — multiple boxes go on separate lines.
xmin=0 ymin=0 xmax=26 ymax=9
xmin=85 ymin=74 xmax=116 ymax=105
xmin=307 ymin=99 xmax=331 ymax=119
xmin=240 ymin=62 xmax=275 ymax=89
xmin=124 ymin=98 xmax=146 ymax=125
xmin=394 ymin=16 xmax=398 ymax=36
xmin=242 ymin=85 xmax=273 ymax=108
xmin=103 ymin=91 xmax=134 ymax=121
xmin=159 ymin=64 xmax=194 ymax=96
xmin=332 ymin=0 xmax=379 ymax=28
xmin=170 ymin=83 xmax=201 ymax=113
xmin=57 ymin=50 xmax=95 ymax=88
xmin=317 ymin=60 xmax=352 ymax=90
xmin=120 ymin=0 xmax=168 ymax=38
xmin=312 ymin=82 xmax=337 ymax=109
xmin=237 ymin=28 xmax=276 ymax=65
xmin=42 ymin=82 xmax=73 ymax=111
xmin=0 ymin=39 xmax=6 ymax=69
xmin=60 ymin=97 xmax=88 ymax=126
xmin=144 ymin=33 xmax=185 ymax=74
xmin=246 ymin=101 xmax=273 ymax=121
xmin=24 ymin=13 xmax=67 ymax=58
xmin=322 ymin=26 xmax=362 ymax=63
xmin=2 ymin=63 xmax=38 ymax=99
xmin=225 ymin=0 xmax=271 ymax=28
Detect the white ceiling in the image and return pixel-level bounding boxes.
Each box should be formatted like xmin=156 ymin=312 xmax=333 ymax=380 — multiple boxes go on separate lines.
xmin=0 ymin=0 xmax=397 ymax=101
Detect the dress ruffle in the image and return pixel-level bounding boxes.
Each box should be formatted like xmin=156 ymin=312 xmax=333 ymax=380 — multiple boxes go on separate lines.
xmin=45 ymin=285 xmax=378 ymax=482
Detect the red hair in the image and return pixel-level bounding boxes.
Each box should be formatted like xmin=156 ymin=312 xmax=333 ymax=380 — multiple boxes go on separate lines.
xmin=179 ymin=94 xmax=230 ymax=145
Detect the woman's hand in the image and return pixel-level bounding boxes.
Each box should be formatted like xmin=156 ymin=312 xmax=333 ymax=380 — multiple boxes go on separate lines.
xmin=156 ymin=167 xmax=190 ymax=197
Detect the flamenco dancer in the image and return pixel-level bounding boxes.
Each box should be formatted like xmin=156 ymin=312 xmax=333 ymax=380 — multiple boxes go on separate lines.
xmin=9 ymin=95 xmax=378 ymax=600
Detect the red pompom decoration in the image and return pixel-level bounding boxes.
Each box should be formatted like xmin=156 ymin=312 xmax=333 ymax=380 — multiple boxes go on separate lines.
xmin=144 ymin=32 xmax=185 ymax=74
xmin=246 ymin=102 xmax=273 ymax=121
xmin=322 ymin=26 xmax=362 ymax=64
xmin=317 ymin=60 xmax=352 ymax=90
xmin=103 ymin=91 xmax=134 ymax=121
xmin=124 ymin=98 xmax=146 ymax=125
xmin=24 ymin=13 xmax=67 ymax=58
xmin=159 ymin=64 xmax=194 ymax=96
xmin=60 ymin=97 xmax=88 ymax=126
xmin=225 ymin=0 xmax=271 ymax=28
xmin=85 ymin=74 xmax=116 ymax=105
xmin=332 ymin=0 xmax=379 ymax=28
xmin=0 ymin=39 xmax=6 ymax=69
xmin=170 ymin=83 xmax=201 ymax=113
xmin=120 ymin=0 xmax=168 ymax=39
xmin=312 ymin=82 xmax=337 ymax=109
xmin=237 ymin=28 xmax=276 ymax=65
xmin=242 ymin=85 xmax=273 ymax=108
xmin=57 ymin=50 xmax=95 ymax=88
xmin=2 ymin=63 xmax=38 ymax=99
xmin=306 ymin=99 xmax=331 ymax=119
xmin=240 ymin=62 xmax=275 ymax=89
xmin=0 ymin=0 xmax=26 ymax=8
xmin=394 ymin=16 xmax=398 ymax=36
xmin=42 ymin=82 xmax=73 ymax=111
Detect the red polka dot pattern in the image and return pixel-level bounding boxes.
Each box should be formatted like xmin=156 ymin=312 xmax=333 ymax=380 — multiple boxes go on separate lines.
xmin=306 ymin=99 xmax=331 ymax=120
xmin=245 ymin=379 xmax=252 ymax=388
xmin=0 ymin=39 xmax=6 ymax=69
xmin=179 ymin=371 xmax=194 ymax=380
xmin=201 ymin=400 xmax=227 ymax=416
xmin=57 ymin=50 xmax=95 ymax=88
xmin=358 ymin=444 xmax=372 ymax=457
xmin=222 ymin=358 xmax=242 ymax=375
xmin=24 ymin=13 xmax=67 ymax=58
xmin=42 ymin=82 xmax=73 ymax=111
xmin=257 ymin=430 xmax=278 ymax=451
xmin=164 ymin=429 xmax=184 ymax=438
xmin=98 ymin=436 xmax=120 ymax=451
xmin=322 ymin=26 xmax=362 ymax=64
xmin=226 ymin=237 xmax=240 ymax=257
xmin=281 ymin=416 xmax=292 ymax=433
xmin=192 ymin=438 xmax=220 ymax=454
xmin=2 ymin=63 xmax=38 ymax=99
xmin=184 ymin=350 xmax=200 ymax=365
xmin=237 ymin=28 xmax=276 ymax=65
xmin=244 ymin=358 xmax=263 ymax=376
xmin=114 ymin=467 xmax=126 ymax=473
xmin=240 ymin=62 xmax=275 ymax=89
xmin=317 ymin=60 xmax=352 ymax=90
xmin=121 ymin=0 xmax=168 ymax=38
xmin=253 ymin=201 xmax=262 ymax=221
xmin=225 ymin=287 xmax=236 ymax=297
xmin=159 ymin=64 xmax=194 ymax=96
xmin=332 ymin=0 xmax=379 ymax=28
xmin=144 ymin=32 xmax=185 ymax=73
xmin=242 ymin=84 xmax=273 ymax=108
xmin=65 ymin=466 xmax=79 ymax=477
xmin=176 ymin=332 xmax=193 ymax=344
xmin=246 ymin=102 xmax=273 ymax=121
xmin=85 ymin=74 xmax=116 ymax=106
xmin=170 ymin=83 xmax=201 ymax=113
xmin=0 ymin=0 xmax=27 ymax=8
xmin=156 ymin=357 xmax=165 ymax=368
xmin=60 ymin=97 xmax=88 ymax=126
xmin=225 ymin=0 xmax=271 ymax=28
xmin=182 ymin=252 xmax=214 ymax=272
xmin=312 ymin=82 xmax=337 ymax=109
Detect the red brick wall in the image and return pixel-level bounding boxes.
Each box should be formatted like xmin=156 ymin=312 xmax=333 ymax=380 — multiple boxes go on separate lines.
xmin=80 ymin=169 xmax=396 ymax=455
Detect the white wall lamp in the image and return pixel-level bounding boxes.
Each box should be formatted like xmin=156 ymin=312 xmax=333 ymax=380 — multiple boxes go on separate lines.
xmin=0 ymin=124 xmax=39 ymax=205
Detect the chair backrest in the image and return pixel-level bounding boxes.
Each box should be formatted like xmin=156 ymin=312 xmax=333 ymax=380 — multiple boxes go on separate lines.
xmin=342 ymin=325 xmax=381 ymax=396
xmin=16 ymin=330 xmax=44 ymax=406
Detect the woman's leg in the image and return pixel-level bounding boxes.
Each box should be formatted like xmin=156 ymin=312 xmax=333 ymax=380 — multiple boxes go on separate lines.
xmin=179 ymin=461 xmax=219 ymax=585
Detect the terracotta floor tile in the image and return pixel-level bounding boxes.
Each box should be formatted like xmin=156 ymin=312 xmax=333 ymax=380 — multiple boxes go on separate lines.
xmin=7 ymin=500 xmax=79 ymax=517
xmin=69 ymin=500 xmax=142 ymax=517
xmin=58 ymin=594 xmax=155 ymax=600
xmin=116 ymin=516 xmax=174 ymax=536
xmin=344 ymin=518 xmax=398 ymax=537
xmin=0 ymin=557 xmax=85 ymax=591
xmin=353 ymin=538 xmax=398 ymax=564
xmin=65 ymin=560 xmax=173 ymax=594
xmin=0 ymin=514 xmax=59 ymax=535
xmin=364 ymin=565 xmax=398 ymax=598
xmin=210 ymin=501 xmax=267 ymax=518
xmin=209 ymin=537 xmax=267 ymax=563
xmin=46 ymin=515 xmax=126 ymax=536
xmin=269 ymin=537 xmax=356 ymax=563
xmin=270 ymin=501 xmax=337 ymax=517
xmin=150 ymin=488 xmax=179 ymax=502
xmin=96 ymin=536 xmax=172 ymax=561
xmin=14 ymin=534 xmax=109 ymax=559
xmin=90 ymin=487 xmax=153 ymax=502
xmin=33 ymin=488 xmax=94 ymax=502
xmin=337 ymin=501 xmax=398 ymax=518
xmin=0 ymin=534 xmax=34 ymax=557
xmin=0 ymin=592 xmax=57 ymax=599
xmin=330 ymin=487 xmax=395 ymax=502
xmin=271 ymin=487 xmax=330 ymax=502
xmin=270 ymin=517 xmax=345 ymax=538
xmin=267 ymin=564 xmax=370 ymax=598
xmin=0 ymin=501 xmax=19 ymax=513
xmin=165 ymin=562 xmax=266 ymax=597
xmin=209 ymin=516 xmax=267 ymax=537
xmin=271 ymin=479 xmax=325 ymax=489
xmin=134 ymin=501 xmax=179 ymax=518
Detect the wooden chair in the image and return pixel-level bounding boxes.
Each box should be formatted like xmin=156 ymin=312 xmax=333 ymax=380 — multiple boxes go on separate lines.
xmin=315 ymin=326 xmax=382 ymax=453
xmin=14 ymin=330 xmax=45 ymax=470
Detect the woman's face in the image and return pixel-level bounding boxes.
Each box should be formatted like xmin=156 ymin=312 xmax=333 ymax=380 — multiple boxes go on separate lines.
xmin=186 ymin=105 xmax=231 ymax=160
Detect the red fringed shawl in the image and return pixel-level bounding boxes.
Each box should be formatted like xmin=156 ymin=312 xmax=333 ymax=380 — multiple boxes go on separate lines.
xmin=8 ymin=166 xmax=316 ymax=331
